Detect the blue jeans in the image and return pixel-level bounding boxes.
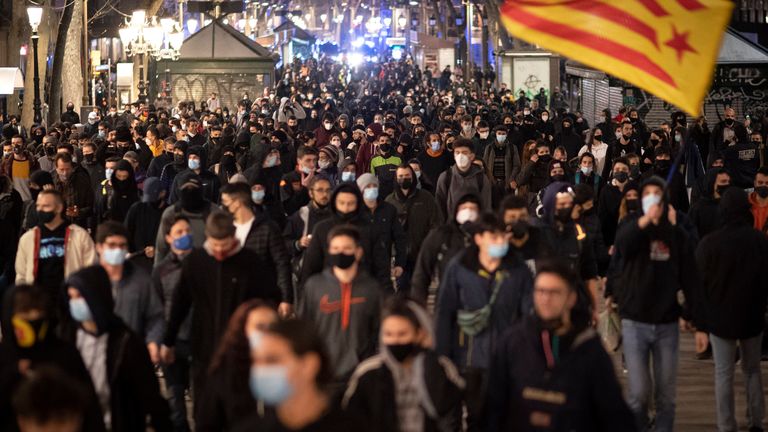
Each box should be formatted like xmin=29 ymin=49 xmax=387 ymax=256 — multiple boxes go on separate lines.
xmin=622 ymin=319 xmax=679 ymax=432
xmin=710 ymin=333 xmax=765 ymax=432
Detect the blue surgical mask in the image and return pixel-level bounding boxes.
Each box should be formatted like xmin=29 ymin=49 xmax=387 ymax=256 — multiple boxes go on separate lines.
xmin=430 ymin=141 xmax=441 ymax=152
xmin=188 ymin=158 xmax=201 ymax=170
xmin=363 ymin=187 xmax=379 ymax=201
xmin=642 ymin=193 xmax=662 ymax=214
xmin=102 ymin=247 xmax=126 ymax=266
xmin=252 ymin=189 xmax=266 ymax=203
xmin=105 ymin=168 xmax=114 ymax=180
xmin=247 ymin=331 xmax=263 ymax=350
xmin=172 ymin=233 xmax=193 ymax=251
xmin=488 ymin=242 xmax=509 ymax=259
xmin=69 ymin=298 xmax=93 ymax=322
xmin=341 ymin=171 xmax=356 ymax=182
xmin=580 ymin=166 xmax=593 ymax=176
xmin=249 ymin=365 xmax=294 ymax=406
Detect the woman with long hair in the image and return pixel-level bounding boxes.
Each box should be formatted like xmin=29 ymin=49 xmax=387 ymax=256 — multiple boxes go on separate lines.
xmin=196 ymin=300 xmax=278 ymax=432
xmin=579 ymin=127 xmax=609 ymax=180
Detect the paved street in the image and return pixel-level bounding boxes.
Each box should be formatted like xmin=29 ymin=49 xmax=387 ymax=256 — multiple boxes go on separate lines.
xmin=612 ymin=333 xmax=768 ymax=431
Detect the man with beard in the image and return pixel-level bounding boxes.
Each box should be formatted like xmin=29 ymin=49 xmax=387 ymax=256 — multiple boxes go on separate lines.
xmin=283 ymin=176 xmax=332 ymax=285
xmin=53 ymin=153 xmax=93 ymax=229
xmin=486 ymin=259 xmax=634 ymax=432
xmin=500 ymin=195 xmax=554 ymax=275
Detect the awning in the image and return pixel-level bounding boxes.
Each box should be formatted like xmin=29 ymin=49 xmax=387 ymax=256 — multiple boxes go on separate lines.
xmin=0 ymin=68 xmax=24 ymax=95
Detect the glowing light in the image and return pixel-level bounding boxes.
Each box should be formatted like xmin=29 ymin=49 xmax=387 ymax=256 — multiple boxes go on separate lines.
xmin=348 ymin=52 xmax=364 ymax=68
xmin=352 ymin=37 xmax=365 ymax=48
xmin=188 ymin=20 xmax=199 ymax=33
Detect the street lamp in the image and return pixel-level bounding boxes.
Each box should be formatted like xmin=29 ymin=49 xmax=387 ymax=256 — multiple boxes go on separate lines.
xmin=27 ymin=5 xmax=43 ymax=125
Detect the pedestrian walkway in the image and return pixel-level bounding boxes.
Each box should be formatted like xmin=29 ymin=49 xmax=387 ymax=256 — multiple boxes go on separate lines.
xmin=613 ymin=333 xmax=768 ymax=431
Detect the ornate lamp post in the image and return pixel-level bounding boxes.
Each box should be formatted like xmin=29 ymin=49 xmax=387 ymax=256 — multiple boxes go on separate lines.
xmin=27 ymin=5 xmax=43 ymax=124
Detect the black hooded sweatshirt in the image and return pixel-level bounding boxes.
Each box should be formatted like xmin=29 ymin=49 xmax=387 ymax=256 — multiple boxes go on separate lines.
xmin=688 ymin=169 xmax=724 ymax=239
xmin=60 ymin=266 xmax=172 ymax=432
xmin=694 ymin=189 xmax=768 ymax=339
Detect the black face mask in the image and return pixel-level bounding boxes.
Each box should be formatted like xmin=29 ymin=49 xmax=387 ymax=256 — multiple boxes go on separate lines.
xmin=555 ymin=207 xmax=572 ymax=223
xmin=756 ymin=186 xmax=768 ymax=199
xmin=725 ymin=118 xmax=734 ymax=127
xmin=328 ymin=252 xmax=356 ymax=269
xmin=625 ymin=198 xmax=640 ymax=212
xmin=387 ymin=343 xmax=420 ymax=362
xmin=630 ymin=165 xmax=641 ymax=179
xmin=83 ymin=153 xmax=95 ymax=164
xmin=44 ymin=146 xmax=56 ymax=156
xmin=37 ymin=210 xmax=56 ymax=225
xmin=337 ymin=209 xmax=356 ymax=222
xmin=593 ymin=135 xmax=603 ymax=142
xmin=715 ymin=185 xmax=729 ymax=196
xmin=621 ymin=134 xmax=632 ymax=141
xmin=221 ymin=155 xmax=236 ymax=170
xmin=752 ymin=140 xmax=761 ymax=146
xmin=398 ymin=178 xmax=413 ymax=190
xmin=650 ymin=138 xmax=660 ymax=146
xmin=538 ymin=154 xmax=552 ymax=164
xmin=655 ymin=160 xmax=671 ymax=173
xmin=509 ymin=220 xmax=529 ymax=239
xmin=614 ymin=171 xmax=629 ymax=183
xmin=550 ymin=174 xmax=565 ymax=183
xmin=174 ymin=154 xmax=186 ymax=165
xmin=379 ymin=144 xmax=391 ymax=154
xmin=13 ymin=146 xmax=22 ymax=154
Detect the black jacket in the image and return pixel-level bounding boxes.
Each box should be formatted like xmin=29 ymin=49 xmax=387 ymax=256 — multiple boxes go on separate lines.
xmin=410 ymin=222 xmax=474 ymax=304
xmin=486 ymin=317 xmax=635 ymax=432
xmin=385 ymin=187 xmax=441 ymax=263
xmin=342 ymin=351 xmax=463 ymax=432
xmin=597 ymin=183 xmax=624 ymax=246
xmin=360 ymin=200 xmax=407 ymax=287
xmin=163 ymin=247 xmax=282 ymax=372
xmin=195 ymin=350 xmax=255 ymax=432
xmin=694 ymin=203 xmax=768 ymax=339
xmin=613 ymin=215 xmax=698 ymax=323
xmin=242 ymin=208 xmax=294 ymax=304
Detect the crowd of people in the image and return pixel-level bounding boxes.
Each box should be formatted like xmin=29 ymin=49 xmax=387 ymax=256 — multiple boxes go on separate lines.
xmin=0 ymin=55 xmax=767 ymax=432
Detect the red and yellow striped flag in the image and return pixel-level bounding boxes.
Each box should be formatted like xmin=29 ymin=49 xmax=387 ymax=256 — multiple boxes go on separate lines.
xmin=499 ymin=0 xmax=733 ymax=115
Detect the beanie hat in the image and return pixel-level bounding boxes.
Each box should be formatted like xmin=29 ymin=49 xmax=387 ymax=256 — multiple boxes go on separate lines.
xmin=356 ymin=173 xmax=379 ymax=191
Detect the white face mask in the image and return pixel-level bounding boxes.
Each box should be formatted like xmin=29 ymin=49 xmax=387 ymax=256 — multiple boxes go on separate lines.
xmin=541 ymin=115 xmax=549 ymax=121
xmin=318 ymin=160 xmax=330 ymax=169
xmin=455 ymin=153 xmax=471 ymax=169
xmin=324 ymin=123 xmax=333 ymax=131
xmin=456 ymin=207 xmax=478 ymax=225
xmin=615 ymin=131 xmax=623 ymax=140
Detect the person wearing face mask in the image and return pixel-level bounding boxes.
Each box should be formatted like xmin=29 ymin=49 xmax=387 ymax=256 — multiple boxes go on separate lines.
xmin=640 ymin=146 xmax=689 ymax=212
xmin=540 ymin=184 xmax=599 ymax=323
xmin=1 ymin=135 xmax=39 ymax=202
xmin=342 ymin=297 xmax=464 ymax=432
xmin=61 ymin=265 xmax=172 ymax=431
xmin=369 ymin=137 xmax=402 ymax=200
xmin=221 ymin=183 xmax=293 ymax=317
xmin=435 ymin=212 xmax=534 ymax=432
xmin=283 ymin=176 xmax=332 ymax=285
xmin=355 ymin=123 xmax=383 ymax=176
xmin=20 ymin=170 xmax=54 ymax=231
xmin=211 ymin=145 xmax=243 ymax=185
xmin=146 ymin=137 xmax=178 ymax=179
xmin=313 ymin=113 xmax=337 ymax=149
xmin=317 ymin=146 xmax=340 ymax=186
xmin=196 ymin=300 xmax=278 ymax=432
xmin=486 ymin=259 xmax=635 ymax=432
xmin=710 ymin=107 xmax=748 ymax=159
xmin=95 ymin=160 xmax=138 ymax=225
xmin=92 ymin=221 xmax=164 ymax=364
xmin=161 ymin=212 xmax=282 ymax=407
xmin=688 ymin=168 xmax=731 ymax=239
xmin=749 ymin=167 xmax=768 ymax=232
xmin=472 ymin=120 xmax=493 ymax=155
xmin=15 ymin=189 xmax=96 ymax=296
xmin=169 ymin=146 xmax=221 ymax=205
xmin=553 ymin=117 xmax=581 ymax=160
xmin=338 ymin=158 xmax=358 ymax=184
xmin=573 ymin=152 xmax=602 ymax=195
xmin=300 ymin=224 xmax=384 ymax=382
xmin=611 ymin=176 xmax=698 ymax=432
xmin=500 ymin=195 xmax=554 ymax=273
xmin=280 ymin=146 xmax=319 ymax=216
xmin=153 ymin=177 xmax=220 ymax=266
xmin=233 ymin=319 xmax=365 ymax=431
xmin=482 ymin=125 xmax=522 ymax=207
xmin=597 ymin=157 xmax=632 ymax=247
xmin=417 ymin=133 xmax=453 ymax=187
xmin=0 ymin=284 xmax=107 ymax=432
xmin=517 ymin=141 xmax=554 ymax=203
xmin=571 ymin=184 xmax=609 ymax=275
xmin=435 ymin=138 xmax=492 ymax=223
xmin=722 ymin=128 xmax=760 ymax=189
xmin=579 ymin=128 xmax=609 ymax=180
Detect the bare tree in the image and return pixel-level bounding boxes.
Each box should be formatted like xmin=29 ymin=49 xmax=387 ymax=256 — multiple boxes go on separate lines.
xmin=49 ymin=0 xmax=76 ymax=124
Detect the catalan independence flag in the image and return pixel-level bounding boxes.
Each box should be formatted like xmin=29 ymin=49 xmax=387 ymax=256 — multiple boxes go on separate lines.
xmin=499 ymin=0 xmax=733 ymax=115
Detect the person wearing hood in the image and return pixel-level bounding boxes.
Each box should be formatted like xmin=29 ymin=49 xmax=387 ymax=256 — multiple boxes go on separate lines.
xmin=146 ymin=137 xmax=177 ymax=179
xmin=749 ymin=167 xmax=768 ymax=232
xmin=93 ymin=221 xmax=164 ymax=358
xmin=384 ymin=164 xmax=438 ymax=288
xmin=159 ymin=140 xmax=190 ymax=197
xmin=355 ymin=123 xmax=383 ymax=176
xmin=610 ymin=176 xmax=698 ymax=432
xmin=357 ymin=173 xmax=407 ymax=292
xmin=573 ymin=152 xmax=603 ymax=196
xmin=483 ymin=125 xmax=522 ymax=207
xmin=343 ymin=297 xmax=464 ymax=432
xmin=314 ymin=113 xmax=337 ymax=149
xmin=161 ymin=212 xmax=282 ymax=407
xmin=211 ymin=145 xmax=242 ymax=186
xmin=53 ymin=152 xmax=94 ymax=228
xmin=0 ymin=284 xmax=106 ymax=432
xmin=318 ymin=145 xmax=340 ymax=186
xmin=15 ymin=189 xmax=96 ymax=298
xmin=553 ymin=117 xmax=582 ymax=160
xmin=283 ymin=176 xmax=332 ymax=286
xmin=435 ymin=138 xmax=492 ymax=223
xmin=124 ymin=177 xmax=166 ymax=270
xmin=539 ymin=182 xmax=599 ymax=321
xmin=517 ymin=140 xmax=554 ymax=203
xmin=435 ymin=212 xmax=534 ymax=432
xmin=273 ymin=96 xmax=307 ymax=124
xmin=95 ymin=159 xmax=138 ymax=225
xmin=486 ymin=259 xmax=635 ymax=432
xmin=20 ymin=169 xmax=54 ymax=231
xmin=299 ymin=224 xmax=383 ymax=381
xmin=688 ymin=168 xmax=731 ymax=239
xmin=572 ymin=184 xmax=609 ymax=275
xmin=221 ymin=182 xmax=293 ymax=317
xmin=196 ymin=300 xmax=278 ymax=432
xmin=338 ymin=158 xmax=358 ymax=183
xmin=298 ymin=182 xmax=381 ymax=299
xmin=693 ymin=188 xmax=768 ymax=432
xmin=709 ymin=107 xmax=748 ymax=163
xmin=639 ymin=145 xmax=689 ymax=212
xmin=169 ymin=145 xmax=221 ymax=205
xmin=61 ymin=266 xmax=172 ymax=432
xmin=153 ymin=176 xmax=221 ymax=266
xmin=597 ymin=157 xmax=632 ymax=247
xmin=152 ymin=215 xmax=195 ymax=431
